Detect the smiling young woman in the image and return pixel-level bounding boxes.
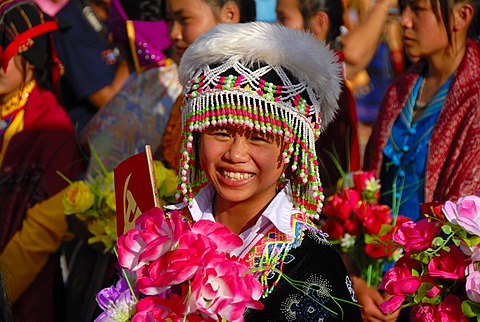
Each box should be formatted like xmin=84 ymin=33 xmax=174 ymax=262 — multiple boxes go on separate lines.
xmin=163 ymin=22 xmax=363 ymax=321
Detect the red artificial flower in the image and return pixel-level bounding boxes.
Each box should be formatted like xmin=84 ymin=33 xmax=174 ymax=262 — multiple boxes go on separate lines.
xmin=343 ymin=218 xmax=361 ymax=236
xmin=323 ymin=190 xmax=360 ymax=221
xmin=352 ymin=170 xmax=376 ymax=191
xmin=411 ymin=304 xmax=437 ymax=322
xmin=363 ymin=204 xmax=392 ymax=235
xmin=427 ymin=247 xmax=469 ymax=280
xmin=436 ymin=294 xmax=469 ymax=322
xmin=420 ymin=201 xmax=445 ymax=221
xmin=321 ymin=219 xmax=344 ymax=240
xmin=364 ymin=233 xmax=398 ymax=259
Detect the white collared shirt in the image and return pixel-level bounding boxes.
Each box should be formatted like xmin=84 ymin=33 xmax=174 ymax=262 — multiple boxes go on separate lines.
xmin=167 ymin=182 xmax=296 ymax=256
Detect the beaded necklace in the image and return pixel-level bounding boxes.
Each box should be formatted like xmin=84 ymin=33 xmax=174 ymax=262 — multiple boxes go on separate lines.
xmin=0 ymin=80 xmax=36 ymax=119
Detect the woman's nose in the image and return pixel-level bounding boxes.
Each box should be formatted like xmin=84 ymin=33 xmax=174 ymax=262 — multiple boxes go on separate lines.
xmin=399 ymin=7 xmax=413 ymax=29
xmin=169 ymin=20 xmax=182 ymax=41
xmin=225 ymin=137 xmax=249 ymax=163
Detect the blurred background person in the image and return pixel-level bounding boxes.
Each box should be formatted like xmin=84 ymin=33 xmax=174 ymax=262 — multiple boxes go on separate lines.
xmin=363 ymin=0 xmax=480 ymax=321
xmin=64 ymin=0 xmax=180 ymax=320
xmin=0 ymin=1 xmax=84 ymax=321
xmin=49 ymin=0 xmax=130 ymax=133
xmin=159 ymin=0 xmax=256 ymax=171
xmin=80 ymin=0 xmax=181 ymax=176
xmin=344 ymin=0 xmax=404 ymax=159
xmin=276 ymin=0 xmax=361 ymax=197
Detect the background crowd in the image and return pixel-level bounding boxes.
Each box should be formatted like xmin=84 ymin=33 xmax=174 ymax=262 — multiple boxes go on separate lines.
xmin=0 ymin=0 xmax=479 ymax=321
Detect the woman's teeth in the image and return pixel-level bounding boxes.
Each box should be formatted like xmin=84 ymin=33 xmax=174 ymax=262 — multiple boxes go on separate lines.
xmin=221 ymin=170 xmax=253 ymax=180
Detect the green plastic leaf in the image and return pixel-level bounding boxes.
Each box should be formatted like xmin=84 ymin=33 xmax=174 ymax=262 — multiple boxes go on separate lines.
xmin=422 ymin=295 xmax=441 ymax=305
xmin=441 ymin=224 xmax=452 ymax=234
xmin=432 ymin=237 xmax=444 ymax=247
xmin=464 ymin=236 xmax=480 ymax=247
xmin=461 ymin=300 xmax=480 ymax=318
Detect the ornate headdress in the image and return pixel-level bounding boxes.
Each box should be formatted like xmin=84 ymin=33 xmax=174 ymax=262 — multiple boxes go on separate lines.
xmin=0 ymin=0 xmax=63 ymax=90
xmin=108 ymin=0 xmax=171 ymax=73
xmin=178 ymin=22 xmax=342 ymax=218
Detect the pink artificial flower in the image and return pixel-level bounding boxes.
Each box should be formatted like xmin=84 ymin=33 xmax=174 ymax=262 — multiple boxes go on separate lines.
xmin=379 ymin=265 xmax=421 ymax=296
xmin=444 ymin=195 xmax=480 ymax=236
xmin=427 ymin=247 xmax=469 ymax=279
xmin=394 ymin=215 xmax=412 ymax=228
xmin=393 ymin=219 xmax=441 ymax=252
xmin=420 ymin=275 xmax=441 ymax=298
xmin=378 ymin=259 xmax=421 ymax=313
xmin=189 ymin=252 xmax=263 ymax=322
xmin=191 ymin=220 xmax=243 ymax=253
xmin=459 ymin=240 xmax=480 ymax=262
xmin=136 ymin=242 xmax=204 ymax=295
xmin=379 ymin=295 xmax=405 ymax=314
xmin=466 ymin=269 xmax=480 ymax=303
xmin=436 ymin=294 xmax=469 ymax=322
xmin=117 ymin=208 xmax=190 ymax=271
xmin=133 ymin=292 xmax=203 ymax=322
xmin=411 ymin=304 xmax=437 ymax=322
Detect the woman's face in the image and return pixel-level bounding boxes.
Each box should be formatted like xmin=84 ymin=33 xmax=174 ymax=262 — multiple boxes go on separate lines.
xmin=276 ymin=0 xmax=304 ymax=30
xmin=166 ymin=0 xmax=222 ymax=58
xmin=0 ymin=55 xmax=29 ymax=103
xmin=400 ymin=0 xmax=449 ymax=61
xmin=199 ymin=125 xmax=285 ymax=208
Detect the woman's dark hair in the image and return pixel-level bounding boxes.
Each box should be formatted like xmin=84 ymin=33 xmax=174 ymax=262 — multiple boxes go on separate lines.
xmin=120 ymin=0 xmax=165 ymax=21
xmin=299 ymin=0 xmax=344 ymax=45
xmin=399 ymin=0 xmax=480 ymax=43
xmin=16 ymin=50 xmax=55 ymax=95
xmin=205 ymin=0 xmax=257 ymax=23
xmin=30 ymin=40 xmax=55 ymax=93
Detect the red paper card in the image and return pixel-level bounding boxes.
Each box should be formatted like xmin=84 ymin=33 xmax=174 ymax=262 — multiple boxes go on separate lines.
xmin=114 ymin=145 xmax=160 ymax=236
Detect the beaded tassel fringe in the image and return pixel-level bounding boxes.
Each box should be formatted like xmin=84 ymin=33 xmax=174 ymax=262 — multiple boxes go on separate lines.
xmin=176 ymin=60 xmax=327 ymax=219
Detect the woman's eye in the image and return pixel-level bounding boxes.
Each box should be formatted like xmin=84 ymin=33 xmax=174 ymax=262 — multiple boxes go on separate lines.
xmin=251 ymin=136 xmax=270 ymax=143
xmin=212 ymin=131 xmax=230 ymax=138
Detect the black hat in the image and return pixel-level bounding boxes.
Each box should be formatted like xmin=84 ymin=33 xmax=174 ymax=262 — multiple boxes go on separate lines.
xmin=0 ymin=0 xmax=59 ymax=71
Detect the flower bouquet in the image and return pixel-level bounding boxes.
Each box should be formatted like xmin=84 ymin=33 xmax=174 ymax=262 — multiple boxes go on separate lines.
xmin=379 ymin=195 xmax=480 ymax=321
xmin=319 ymin=170 xmax=408 ymax=287
xmin=61 ymin=160 xmax=178 ymax=252
xmin=95 ymin=207 xmax=263 ymax=321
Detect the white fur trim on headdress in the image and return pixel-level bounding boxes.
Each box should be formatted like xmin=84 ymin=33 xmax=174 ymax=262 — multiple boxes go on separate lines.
xmin=179 ymin=21 xmax=342 ymax=126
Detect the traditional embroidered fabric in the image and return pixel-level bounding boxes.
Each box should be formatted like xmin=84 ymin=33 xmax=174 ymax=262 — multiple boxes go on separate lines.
xmin=177 ymin=22 xmax=342 ymax=218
